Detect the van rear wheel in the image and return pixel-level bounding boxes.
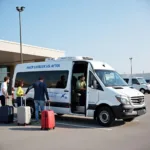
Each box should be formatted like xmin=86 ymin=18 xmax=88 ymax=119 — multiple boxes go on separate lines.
xmin=96 ymin=106 xmax=115 ymax=127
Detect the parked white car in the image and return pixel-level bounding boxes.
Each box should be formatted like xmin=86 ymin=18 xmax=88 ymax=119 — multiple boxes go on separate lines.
xmin=123 ymin=77 xmax=150 ymax=94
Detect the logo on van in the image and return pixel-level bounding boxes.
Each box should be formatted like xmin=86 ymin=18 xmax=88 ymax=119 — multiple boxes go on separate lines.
xmin=48 ymin=92 xmax=68 ymax=99
xmin=61 ymin=93 xmax=67 ymax=99
xmin=26 ymin=64 xmax=60 ymax=69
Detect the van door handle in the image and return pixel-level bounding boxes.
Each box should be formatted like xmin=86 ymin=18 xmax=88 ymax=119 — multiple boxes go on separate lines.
xmin=64 ymin=90 xmax=69 ymax=92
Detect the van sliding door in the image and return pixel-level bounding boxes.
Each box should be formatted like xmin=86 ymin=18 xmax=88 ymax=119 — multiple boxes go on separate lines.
xmin=86 ymin=63 xmax=100 ymax=117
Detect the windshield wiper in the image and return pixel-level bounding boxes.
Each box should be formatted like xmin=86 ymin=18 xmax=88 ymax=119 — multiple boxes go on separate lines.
xmin=106 ymin=84 xmax=120 ymax=87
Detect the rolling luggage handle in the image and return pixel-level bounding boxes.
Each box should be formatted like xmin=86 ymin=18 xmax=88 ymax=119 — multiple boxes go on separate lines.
xmin=44 ymin=101 xmax=51 ymax=110
xmin=21 ymin=96 xmax=23 ymax=106
xmin=21 ymin=96 xmax=26 ymax=107
xmin=24 ymin=95 xmax=26 ymax=107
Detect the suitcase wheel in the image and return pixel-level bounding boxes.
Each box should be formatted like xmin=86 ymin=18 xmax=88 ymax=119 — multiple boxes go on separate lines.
xmin=41 ymin=128 xmax=53 ymax=131
xmin=40 ymin=128 xmax=48 ymax=130
xmin=45 ymin=128 xmax=50 ymax=131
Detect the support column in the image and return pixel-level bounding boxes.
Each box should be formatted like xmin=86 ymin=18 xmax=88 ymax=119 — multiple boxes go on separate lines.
xmin=8 ymin=65 xmax=15 ymax=95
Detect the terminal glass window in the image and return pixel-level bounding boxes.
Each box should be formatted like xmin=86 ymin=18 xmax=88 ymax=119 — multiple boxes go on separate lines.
xmin=15 ymin=71 xmax=69 ymax=88
xmin=0 ymin=66 xmax=10 ymax=87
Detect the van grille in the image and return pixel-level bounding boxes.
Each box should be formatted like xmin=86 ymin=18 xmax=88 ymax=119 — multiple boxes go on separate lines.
xmin=131 ymin=96 xmax=144 ymax=105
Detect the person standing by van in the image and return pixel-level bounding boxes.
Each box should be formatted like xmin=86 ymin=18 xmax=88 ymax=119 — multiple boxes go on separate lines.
xmin=16 ymin=81 xmax=25 ymax=107
xmin=76 ymin=75 xmax=86 ymax=90
xmin=25 ymin=77 xmax=50 ymax=122
xmin=76 ymin=75 xmax=86 ymax=106
xmin=0 ymin=77 xmax=10 ymax=106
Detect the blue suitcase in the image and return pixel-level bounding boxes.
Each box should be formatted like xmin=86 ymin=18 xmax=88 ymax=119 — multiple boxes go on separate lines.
xmin=0 ymin=105 xmax=14 ymax=123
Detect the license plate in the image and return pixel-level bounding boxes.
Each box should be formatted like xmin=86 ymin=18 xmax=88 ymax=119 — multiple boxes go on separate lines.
xmin=137 ymin=109 xmax=145 ymax=115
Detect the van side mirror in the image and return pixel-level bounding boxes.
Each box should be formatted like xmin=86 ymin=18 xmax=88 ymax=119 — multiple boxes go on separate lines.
xmin=93 ymin=80 xmax=98 ymax=89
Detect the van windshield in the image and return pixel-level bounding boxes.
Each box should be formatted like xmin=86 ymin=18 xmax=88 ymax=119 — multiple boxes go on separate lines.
xmin=137 ymin=78 xmax=147 ymax=84
xmin=95 ymin=70 xmax=128 ymax=87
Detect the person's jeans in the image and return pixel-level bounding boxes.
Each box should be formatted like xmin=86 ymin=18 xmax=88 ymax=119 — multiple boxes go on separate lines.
xmin=34 ymin=100 xmax=45 ymax=121
xmin=16 ymin=97 xmax=24 ymax=107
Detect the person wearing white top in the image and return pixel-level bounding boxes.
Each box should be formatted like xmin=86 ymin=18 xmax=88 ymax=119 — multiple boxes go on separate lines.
xmin=0 ymin=77 xmax=10 ymax=106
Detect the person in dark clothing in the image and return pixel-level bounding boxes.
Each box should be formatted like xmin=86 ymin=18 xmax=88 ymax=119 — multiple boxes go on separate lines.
xmin=25 ymin=77 xmax=50 ymax=121
xmin=56 ymin=75 xmax=66 ymax=88
xmin=72 ymin=76 xmax=77 ymax=90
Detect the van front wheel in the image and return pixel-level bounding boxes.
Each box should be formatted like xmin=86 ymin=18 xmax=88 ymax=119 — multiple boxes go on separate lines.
xmin=140 ymin=89 xmax=145 ymax=94
xmin=97 ymin=106 xmax=115 ymax=127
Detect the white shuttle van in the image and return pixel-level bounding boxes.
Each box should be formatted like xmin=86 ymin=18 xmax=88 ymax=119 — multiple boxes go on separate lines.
xmin=12 ymin=56 xmax=146 ymax=127
xmin=123 ymin=77 xmax=150 ymax=94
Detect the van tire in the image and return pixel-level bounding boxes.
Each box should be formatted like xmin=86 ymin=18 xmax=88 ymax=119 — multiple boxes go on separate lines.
xmin=96 ymin=106 xmax=115 ymax=127
xmin=140 ymin=89 xmax=145 ymax=94
xmin=123 ymin=118 xmax=134 ymax=122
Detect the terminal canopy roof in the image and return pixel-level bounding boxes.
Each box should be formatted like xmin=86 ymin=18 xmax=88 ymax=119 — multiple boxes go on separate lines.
xmin=0 ymin=40 xmax=64 ymax=65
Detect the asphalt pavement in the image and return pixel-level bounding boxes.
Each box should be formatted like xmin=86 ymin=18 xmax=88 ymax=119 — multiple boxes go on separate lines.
xmin=0 ymin=95 xmax=150 ymax=150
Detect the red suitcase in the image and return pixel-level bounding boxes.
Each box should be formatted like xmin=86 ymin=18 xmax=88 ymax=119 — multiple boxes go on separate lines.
xmin=41 ymin=109 xmax=55 ymax=130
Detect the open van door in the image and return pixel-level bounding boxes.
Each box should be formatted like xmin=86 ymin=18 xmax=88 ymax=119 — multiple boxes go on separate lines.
xmin=86 ymin=63 xmax=100 ymax=116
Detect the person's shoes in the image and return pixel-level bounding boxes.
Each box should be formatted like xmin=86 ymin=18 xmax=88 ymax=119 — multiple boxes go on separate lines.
xmin=32 ymin=119 xmax=40 ymax=124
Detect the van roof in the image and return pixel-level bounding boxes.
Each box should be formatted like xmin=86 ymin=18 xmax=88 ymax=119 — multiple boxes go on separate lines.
xmin=14 ymin=56 xmax=115 ymax=72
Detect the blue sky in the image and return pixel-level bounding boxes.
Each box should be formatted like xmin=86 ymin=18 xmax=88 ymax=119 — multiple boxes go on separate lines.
xmin=0 ymin=0 xmax=150 ymax=74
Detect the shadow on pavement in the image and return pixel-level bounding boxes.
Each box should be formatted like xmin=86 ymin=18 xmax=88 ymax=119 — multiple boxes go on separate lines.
xmin=55 ymin=115 xmax=125 ymax=128
xmin=9 ymin=127 xmax=41 ymax=131
xmin=0 ymin=115 xmax=125 ymax=131
xmin=0 ymin=122 xmax=17 ymax=127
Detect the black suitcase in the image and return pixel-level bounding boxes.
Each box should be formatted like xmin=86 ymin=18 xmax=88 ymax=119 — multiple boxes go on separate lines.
xmin=0 ymin=105 xmax=14 ymax=123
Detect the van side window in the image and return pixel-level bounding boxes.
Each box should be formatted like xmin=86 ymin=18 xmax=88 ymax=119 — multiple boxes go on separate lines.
xmin=89 ymin=71 xmax=103 ymax=91
xmin=132 ymin=79 xmax=139 ymax=84
xmin=124 ymin=79 xmax=129 ymax=83
xmin=15 ymin=71 xmax=69 ymax=89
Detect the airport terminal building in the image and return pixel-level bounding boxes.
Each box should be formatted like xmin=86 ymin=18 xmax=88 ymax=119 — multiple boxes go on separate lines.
xmin=0 ymin=40 xmax=65 ymax=93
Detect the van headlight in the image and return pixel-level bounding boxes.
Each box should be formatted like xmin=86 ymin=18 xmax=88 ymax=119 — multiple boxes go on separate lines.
xmin=115 ymin=95 xmax=130 ymax=105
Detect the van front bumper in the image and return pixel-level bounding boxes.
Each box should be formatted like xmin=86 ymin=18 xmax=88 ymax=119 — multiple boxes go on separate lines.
xmin=112 ymin=104 xmax=146 ymax=119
